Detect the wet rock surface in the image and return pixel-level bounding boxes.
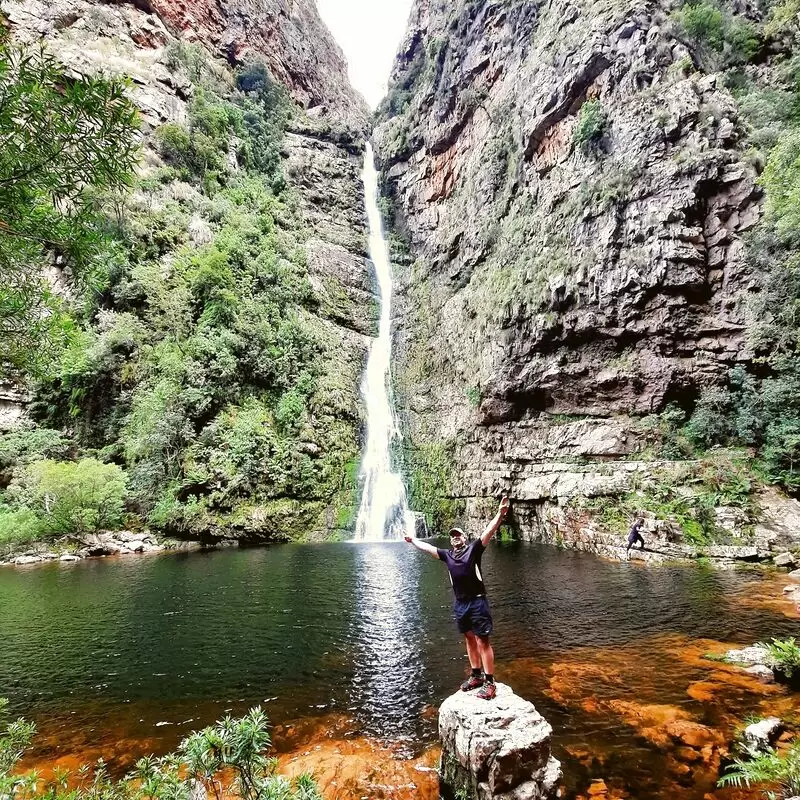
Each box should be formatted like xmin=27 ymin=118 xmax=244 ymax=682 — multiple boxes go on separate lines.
xmin=439 ymin=683 xmax=561 ymax=800
xmin=741 ymin=716 xmax=782 ymax=755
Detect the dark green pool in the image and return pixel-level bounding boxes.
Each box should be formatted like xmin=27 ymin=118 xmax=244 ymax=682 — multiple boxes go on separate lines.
xmin=1 ymin=542 xmax=795 ymax=798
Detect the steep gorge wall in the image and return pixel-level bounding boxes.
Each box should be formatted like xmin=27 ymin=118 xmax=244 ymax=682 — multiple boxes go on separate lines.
xmin=1 ymin=0 xmax=374 ymax=539
xmin=375 ymin=0 xmax=767 ymax=538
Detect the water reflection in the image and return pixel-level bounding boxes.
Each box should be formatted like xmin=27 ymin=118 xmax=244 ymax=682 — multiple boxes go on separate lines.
xmin=350 ymin=543 xmax=431 ymax=745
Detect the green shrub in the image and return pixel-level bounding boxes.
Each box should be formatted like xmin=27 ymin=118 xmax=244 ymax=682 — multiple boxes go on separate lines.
xmin=765 ymin=0 xmax=800 ymax=38
xmin=0 ymin=427 xmax=70 ymax=473
xmin=759 ymin=637 xmax=800 ymax=678
xmin=163 ymin=41 xmax=210 ymax=84
xmin=155 ymin=122 xmax=194 ymax=169
xmin=718 ymin=739 xmax=800 ymax=797
xmin=674 ymin=2 xmax=726 ymax=50
xmin=0 ymin=700 xmax=322 ymax=800
xmin=0 ymin=507 xmax=43 ymax=547
xmin=696 ymin=454 xmax=755 ymax=508
xmin=466 ymin=386 xmax=481 ymax=408
xmin=275 ymin=388 xmax=307 ymax=433
xmin=685 ymin=388 xmax=735 ymax=449
xmin=13 ymin=458 xmax=126 ymax=535
xmin=728 ymin=18 xmax=762 ymax=63
xmin=574 ymin=99 xmax=607 ymax=154
xmin=672 ymin=0 xmax=762 ymax=66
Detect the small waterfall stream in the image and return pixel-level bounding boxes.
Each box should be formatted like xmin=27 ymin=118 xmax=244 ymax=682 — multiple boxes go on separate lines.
xmin=353 ymin=143 xmax=414 ymax=542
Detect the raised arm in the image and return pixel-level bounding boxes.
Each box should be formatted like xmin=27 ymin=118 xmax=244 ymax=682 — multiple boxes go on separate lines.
xmin=480 ymin=496 xmax=511 ymax=547
xmin=404 ymin=535 xmax=441 ymax=559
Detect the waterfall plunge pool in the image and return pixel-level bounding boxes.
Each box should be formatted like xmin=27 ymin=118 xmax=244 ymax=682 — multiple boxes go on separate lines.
xmin=2 ymin=542 xmax=797 ymax=799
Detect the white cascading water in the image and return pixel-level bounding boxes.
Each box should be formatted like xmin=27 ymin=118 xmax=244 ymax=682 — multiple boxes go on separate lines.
xmin=353 ymin=143 xmax=415 ymax=542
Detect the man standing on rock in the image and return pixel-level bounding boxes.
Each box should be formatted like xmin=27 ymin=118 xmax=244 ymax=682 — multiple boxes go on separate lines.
xmin=405 ymin=496 xmax=511 ymax=700
xmin=626 ymin=517 xmax=646 ymax=559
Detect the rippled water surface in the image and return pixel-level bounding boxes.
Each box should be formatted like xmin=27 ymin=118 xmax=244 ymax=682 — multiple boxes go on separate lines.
xmin=1 ymin=542 xmax=797 ymax=798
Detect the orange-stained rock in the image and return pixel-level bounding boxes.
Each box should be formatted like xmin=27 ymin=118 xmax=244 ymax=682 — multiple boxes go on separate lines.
xmin=665 ymin=719 xmax=724 ymax=750
xmin=587 ymin=778 xmax=609 ymax=796
xmin=674 ymin=745 xmax=704 ymax=763
xmin=280 ymin=736 xmax=440 ymax=800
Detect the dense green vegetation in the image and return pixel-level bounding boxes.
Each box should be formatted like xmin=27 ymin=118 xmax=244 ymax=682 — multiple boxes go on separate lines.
xmin=672 ymin=0 xmax=762 ymax=68
xmin=0 ymin=41 xmax=361 ymax=548
xmin=0 ymin=30 xmax=139 ymax=373
xmin=404 ymin=441 xmax=465 ymax=532
xmin=0 ymin=699 xmax=322 ymax=800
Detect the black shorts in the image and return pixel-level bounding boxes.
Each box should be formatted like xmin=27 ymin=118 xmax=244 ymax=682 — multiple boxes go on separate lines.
xmin=454 ymin=596 xmax=493 ymax=636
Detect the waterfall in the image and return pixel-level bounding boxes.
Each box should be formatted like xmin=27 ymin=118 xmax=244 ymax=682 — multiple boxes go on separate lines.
xmin=353 ymin=143 xmax=415 ymax=542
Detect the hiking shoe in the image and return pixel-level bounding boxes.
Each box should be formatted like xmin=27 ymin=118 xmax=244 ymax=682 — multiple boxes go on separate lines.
xmin=460 ymin=674 xmax=484 ymax=692
xmin=476 ymin=682 xmax=496 ymax=700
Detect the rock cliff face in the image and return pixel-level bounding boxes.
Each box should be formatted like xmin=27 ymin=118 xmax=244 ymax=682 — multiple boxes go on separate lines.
xmin=4 ymin=0 xmax=365 ymax=124
xmin=375 ymin=0 xmax=769 ymax=539
xmin=2 ymin=0 xmax=373 ymax=539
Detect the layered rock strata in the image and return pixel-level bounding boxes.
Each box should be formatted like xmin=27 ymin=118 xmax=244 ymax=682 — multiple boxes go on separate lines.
xmin=439 ymin=683 xmax=561 ymax=800
xmin=375 ymin=0 xmax=791 ymax=547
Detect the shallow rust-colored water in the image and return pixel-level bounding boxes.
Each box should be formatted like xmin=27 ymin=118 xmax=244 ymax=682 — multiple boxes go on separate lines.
xmin=2 ymin=543 xmax=798 ymax=799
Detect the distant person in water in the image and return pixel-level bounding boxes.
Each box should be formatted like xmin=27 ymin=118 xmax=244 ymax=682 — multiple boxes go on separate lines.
xmin=626 ymin=517 xmax=646 ymax=559
xmin=405 ymin=496 xmax=511 ymax=700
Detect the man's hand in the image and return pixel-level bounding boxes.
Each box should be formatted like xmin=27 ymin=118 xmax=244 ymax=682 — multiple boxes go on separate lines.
xmin=499 ymin=496 xmax=510 ymax=517
xmin=481 ymin=495 xmax=512 ymax=546
xmin=404 ymin=535 xmax=413 ymax=543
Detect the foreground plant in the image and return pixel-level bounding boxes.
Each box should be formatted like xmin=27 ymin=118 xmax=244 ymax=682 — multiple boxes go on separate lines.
xmin=0 ymin=699 xmax=321 ymax=800
xmin=718 ymin=740 xmax=800 ymax=799
xmin=758 ymin=637 xmax=800 ymax=678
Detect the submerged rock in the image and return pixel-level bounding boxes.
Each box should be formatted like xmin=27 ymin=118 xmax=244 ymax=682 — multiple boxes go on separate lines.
xmin=439 ymin=682 xmax=560 ymax=800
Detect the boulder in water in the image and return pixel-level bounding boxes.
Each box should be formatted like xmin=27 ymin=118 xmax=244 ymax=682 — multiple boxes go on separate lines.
xmin=742 ymin=717 xmax=782 ymax=755
xmin=439 ymin=682 xmax=560 ymax=800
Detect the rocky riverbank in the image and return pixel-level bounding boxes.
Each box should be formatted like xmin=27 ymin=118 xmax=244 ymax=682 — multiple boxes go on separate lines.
xmin=0 ymin=531 xmax=202 ymax=567
xmin=538 ymin=506 xmax=800 ymax=568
